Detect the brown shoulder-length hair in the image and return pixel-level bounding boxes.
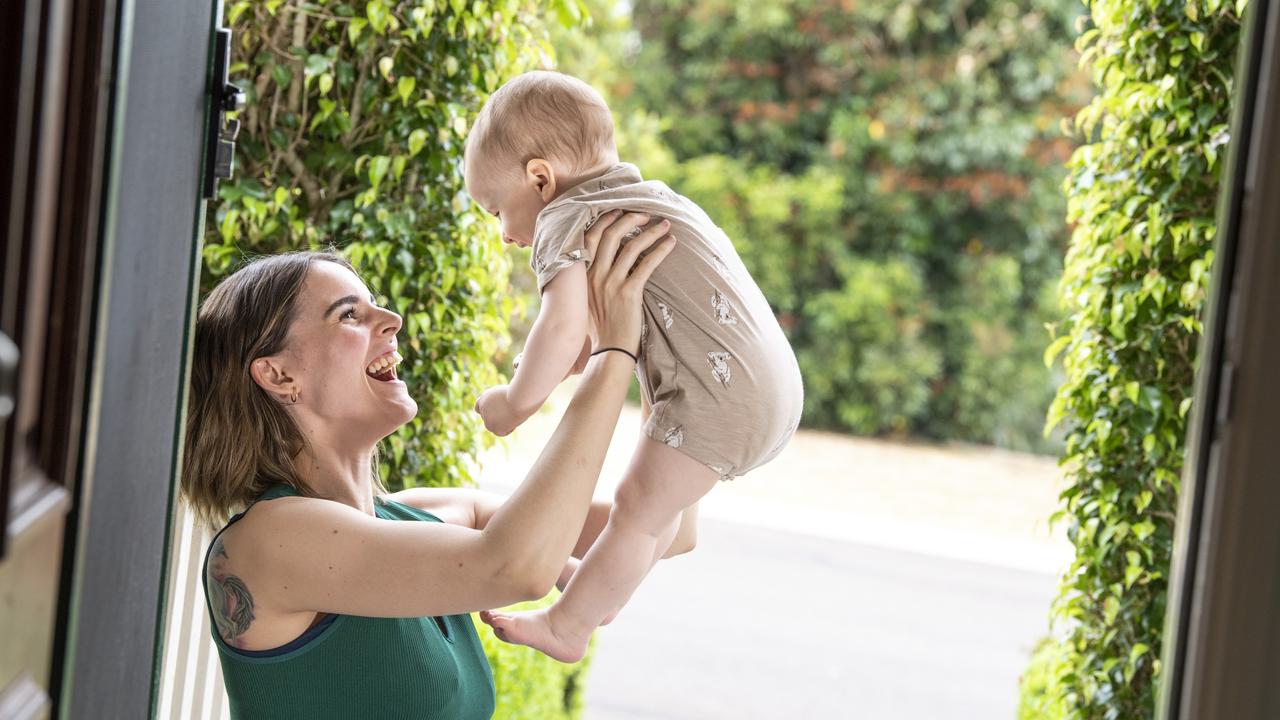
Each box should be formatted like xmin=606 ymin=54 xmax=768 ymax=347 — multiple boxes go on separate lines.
xmin=181 ymin=250 xmax=384 ymax=528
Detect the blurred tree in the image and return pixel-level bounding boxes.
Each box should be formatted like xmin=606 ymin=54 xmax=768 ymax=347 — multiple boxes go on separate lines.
xmin=556 ymin=0 xmax=1089 ymax=450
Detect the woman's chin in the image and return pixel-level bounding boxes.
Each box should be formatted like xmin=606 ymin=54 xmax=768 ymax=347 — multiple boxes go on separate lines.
xmin=383 ymin=385 xmax=417 ymax=422
xmin=364 ymin=376 xmax=417 ymax=425
xmin=394 ymin=397 xmax=418 ymax=424
xmin=366 ymin=403 xmax=417 ymax=446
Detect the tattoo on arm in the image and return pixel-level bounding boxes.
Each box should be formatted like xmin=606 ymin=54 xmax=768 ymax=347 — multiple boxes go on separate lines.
xmin=208 ymin=536 xmax=255 ymax=646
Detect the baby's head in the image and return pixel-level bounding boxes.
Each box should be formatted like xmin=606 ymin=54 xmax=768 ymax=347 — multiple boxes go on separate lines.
xmin=464 ymin=71 xmax=618 ymax=248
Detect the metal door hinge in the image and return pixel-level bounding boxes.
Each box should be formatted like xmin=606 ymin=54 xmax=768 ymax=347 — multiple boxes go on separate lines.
xmin=202 ymin=27 xmax=244 ymax=199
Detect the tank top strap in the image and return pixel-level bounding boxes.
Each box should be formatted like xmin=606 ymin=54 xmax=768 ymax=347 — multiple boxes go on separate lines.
xmin=253 ymin=481 xmax=300 ymax=503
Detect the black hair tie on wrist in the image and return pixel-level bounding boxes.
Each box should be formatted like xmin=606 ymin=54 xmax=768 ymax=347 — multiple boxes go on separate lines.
xmin=590 ymin=346 xmax=638 ymax=364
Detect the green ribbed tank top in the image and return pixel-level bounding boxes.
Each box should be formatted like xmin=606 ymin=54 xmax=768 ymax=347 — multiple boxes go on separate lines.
xmin=202 ymin=483 xmax=496 ymax=720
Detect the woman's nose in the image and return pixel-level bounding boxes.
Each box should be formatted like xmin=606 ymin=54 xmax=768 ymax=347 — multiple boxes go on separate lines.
xmin=380 ymin=307 xmax=402 ymax=335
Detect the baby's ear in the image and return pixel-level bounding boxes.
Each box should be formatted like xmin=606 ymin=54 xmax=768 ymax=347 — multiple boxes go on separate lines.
xmin=525 ymin=158 xmax=557 ymax=201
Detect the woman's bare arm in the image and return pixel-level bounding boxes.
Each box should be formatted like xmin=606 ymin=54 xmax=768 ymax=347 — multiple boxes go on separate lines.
xmin=390 ymin=486 xmax=611 ymax=560
xmin=228 ymin=212 xmax=672 ymax=620
xmin=232 ymin=353 xmax=634 ymax=619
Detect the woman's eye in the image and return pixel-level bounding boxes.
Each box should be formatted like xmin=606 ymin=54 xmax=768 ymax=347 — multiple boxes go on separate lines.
xmin=342 ymin=308 xmax=358 ymax=320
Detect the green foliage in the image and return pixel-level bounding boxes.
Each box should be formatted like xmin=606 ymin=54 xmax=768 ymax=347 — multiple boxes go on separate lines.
xmin=475 ymin=596 xmax=592 ymax=720
xmin=205 ymin=0 xmax=560 ymax=490
xmin=1034 ymin=0 xmax=1246 ymax=716
xmin=558 ymin=0 xmax=1089 ymax=450
xmin=1018 ymin=637 xmax=1070 ymax=720
xmin=204 ymin=0 xmax=593 ymax=709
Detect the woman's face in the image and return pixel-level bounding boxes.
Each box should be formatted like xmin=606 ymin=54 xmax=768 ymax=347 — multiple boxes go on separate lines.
xmin=262 ymin=261 xmax=417 ymax=444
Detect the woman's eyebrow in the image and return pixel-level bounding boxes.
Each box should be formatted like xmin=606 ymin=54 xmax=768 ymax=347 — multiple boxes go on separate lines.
xmin=324 ymin=294 xmax=360 ymax=319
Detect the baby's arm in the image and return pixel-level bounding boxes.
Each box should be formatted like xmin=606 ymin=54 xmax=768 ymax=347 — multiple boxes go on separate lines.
xmin=566 ymin=335 xmax=592 ymax=377
xmin=509 ymin=261 xmax=589 ymax=413
xmin=475 ymin=262 xmax=588 ymax=435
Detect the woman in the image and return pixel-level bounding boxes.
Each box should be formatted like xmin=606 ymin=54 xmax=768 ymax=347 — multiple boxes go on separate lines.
xmin=181 ymin=212 xmax=674 ymax=719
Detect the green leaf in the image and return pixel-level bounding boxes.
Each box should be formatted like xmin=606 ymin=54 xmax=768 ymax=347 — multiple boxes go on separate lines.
xmin=347 ymin=18 xmax=367 ymax=43
xmin=271 ymin=62 xmax=292 ymax=89
xmin=1134 ymin=490 xmax=1153 ymax=513
xmin=397 ymin=76 xmax=416 ymax=105
xmin=304 ymin=53 xmax=328 ymax=79
xmin=1125 ymin=382 xmax=1140 ymax=404
xmin=378 ymin=56 xmax=395 ymax=81
xmin=227 ymin=1 xmax=250 ymax=26
xmin=1044 ymin=334 xmax=1071 ymax=369
xmin=368 ymin=155 xmax=391 ymax=191
xmin=366 ymin=0 xmax=388 ymax=33
xmin=407 ymin=129 xmax=428 ymax=157
xmin=1128 ymin=643 xmax=1149 ymax=666
xmin=1132 ymin=520 xmax=1157 ymax=541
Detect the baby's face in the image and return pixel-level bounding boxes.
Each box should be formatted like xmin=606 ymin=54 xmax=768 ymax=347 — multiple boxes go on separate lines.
xmin=465 ymin=158 xmax=545 ymax=249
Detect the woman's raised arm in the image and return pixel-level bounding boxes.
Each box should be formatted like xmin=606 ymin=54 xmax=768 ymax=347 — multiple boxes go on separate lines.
xmin=232 ymin=212 xmax=675 ymax=619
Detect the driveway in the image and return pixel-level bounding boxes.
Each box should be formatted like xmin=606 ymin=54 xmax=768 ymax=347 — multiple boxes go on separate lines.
xmin=476 ymin=379 xmax=1070 ymax=719
xmin=580 ymin=518 xmax=1056 ymax=720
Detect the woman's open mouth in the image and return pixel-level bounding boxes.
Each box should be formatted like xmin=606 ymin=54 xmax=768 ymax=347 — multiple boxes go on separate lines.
xmin=365 ymin=350 xmax=403 ymax=382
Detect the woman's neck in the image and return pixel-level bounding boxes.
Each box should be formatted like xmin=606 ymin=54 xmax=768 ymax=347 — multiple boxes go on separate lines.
xmin=292 ymin=441 xmax=378 ymax=515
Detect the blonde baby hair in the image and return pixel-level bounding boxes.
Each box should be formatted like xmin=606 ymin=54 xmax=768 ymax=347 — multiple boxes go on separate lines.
xmin=465 ymin=70 xmax=618 ymax=179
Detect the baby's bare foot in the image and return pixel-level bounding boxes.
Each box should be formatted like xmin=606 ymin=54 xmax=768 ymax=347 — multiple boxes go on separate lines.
xmin=478 ymin=608 xmax=592 ymax=663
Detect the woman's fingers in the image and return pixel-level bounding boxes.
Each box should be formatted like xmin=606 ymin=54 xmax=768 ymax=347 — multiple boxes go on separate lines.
xmin=582 ymin=209 xmax=622 ymax=261
xmin=622 ymin=233 xmax=676 ymax=294
xmin=593 ymin=212 xmax=650 ymax=280
xmin=611 ymin=219 xmax=671 ymax=283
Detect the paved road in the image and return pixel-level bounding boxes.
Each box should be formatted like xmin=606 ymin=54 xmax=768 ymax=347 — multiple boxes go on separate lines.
xmin=476 ymin=383 xmax=1066 ymax=719
xmin=581 ymin=517 xmax=1057 ymax=720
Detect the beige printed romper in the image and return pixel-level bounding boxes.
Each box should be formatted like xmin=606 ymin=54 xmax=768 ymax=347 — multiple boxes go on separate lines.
xmin=532 ymin=163 xmax=804 ymax=480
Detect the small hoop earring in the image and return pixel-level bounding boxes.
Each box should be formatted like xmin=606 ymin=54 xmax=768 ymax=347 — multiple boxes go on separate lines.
xmin=289 ymin=390 xmax=299 ymax=405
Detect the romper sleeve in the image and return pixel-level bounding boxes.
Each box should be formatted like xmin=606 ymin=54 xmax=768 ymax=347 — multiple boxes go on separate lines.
xmin=531 ymin=201 xmax=598 ymax=293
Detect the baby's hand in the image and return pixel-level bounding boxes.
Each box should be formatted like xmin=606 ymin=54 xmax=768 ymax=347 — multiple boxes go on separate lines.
xmin=475 ymin=385 xmax=521 ymax=436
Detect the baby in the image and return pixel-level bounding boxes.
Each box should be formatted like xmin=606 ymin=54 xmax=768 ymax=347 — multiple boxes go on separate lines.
xmin=465 ymin=70 xmax=803 ymax=662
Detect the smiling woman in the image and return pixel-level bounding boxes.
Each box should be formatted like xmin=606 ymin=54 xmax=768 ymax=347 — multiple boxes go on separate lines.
xmin=179 ymin=210 xmax=674 ymax=719
xmin=183 ymin=253 xmax=386 ymax=522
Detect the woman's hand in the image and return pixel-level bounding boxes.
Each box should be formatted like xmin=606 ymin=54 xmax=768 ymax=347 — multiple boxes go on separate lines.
xmin=582 ymin=210 xmax=675 ymax=355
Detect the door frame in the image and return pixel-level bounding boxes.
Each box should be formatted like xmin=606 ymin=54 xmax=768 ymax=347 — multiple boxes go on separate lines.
xmin=55 ymin=0 xmax=219 ymax=716
xmin=1159 ymin=0 xmax=1280 ymax=717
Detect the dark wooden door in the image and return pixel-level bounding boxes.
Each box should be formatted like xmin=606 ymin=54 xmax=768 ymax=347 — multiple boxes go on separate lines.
xmin=0 ymin=0 xmax=116 ymax=715
xmin=0 ymin=0 xmax=221 ymax=716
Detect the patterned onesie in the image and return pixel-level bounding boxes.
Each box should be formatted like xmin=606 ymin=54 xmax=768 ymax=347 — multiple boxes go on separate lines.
xmin=531 ymin=163 xmax=803 ymax=480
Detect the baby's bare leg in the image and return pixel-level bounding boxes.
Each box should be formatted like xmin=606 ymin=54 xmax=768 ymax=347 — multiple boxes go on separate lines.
xmin=663 ymin=502 xmax=699 ymax=558
xmin=555 ymin=436 xmax=716 ymax=626
xmin=480 ymin=435 xmax=717 ymax=662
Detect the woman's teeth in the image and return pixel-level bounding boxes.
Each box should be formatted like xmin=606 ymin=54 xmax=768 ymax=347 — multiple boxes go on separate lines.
xmin=365 ymin=351 xmax=403 ymax=381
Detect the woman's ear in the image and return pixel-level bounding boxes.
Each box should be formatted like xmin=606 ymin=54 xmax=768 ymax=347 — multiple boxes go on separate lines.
xmin=250 ymin=355 xmax=297 ymax=403
xmin=525 ymin=158 xmax=557 ymax=202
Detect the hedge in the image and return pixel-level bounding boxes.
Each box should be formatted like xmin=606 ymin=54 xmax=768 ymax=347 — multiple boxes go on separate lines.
xmin=1030 ymin=0 xmax=1247 ymax=716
